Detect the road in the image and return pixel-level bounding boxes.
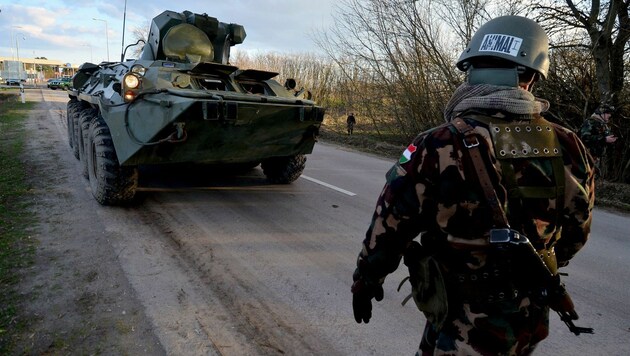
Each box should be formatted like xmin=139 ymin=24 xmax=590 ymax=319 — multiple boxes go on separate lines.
xmin=16 ymin=88 xmax=630 ymax=355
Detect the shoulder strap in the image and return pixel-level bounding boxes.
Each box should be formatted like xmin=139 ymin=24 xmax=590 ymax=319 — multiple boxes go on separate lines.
xmin=451 ymin=117 xmax=510 ymax=228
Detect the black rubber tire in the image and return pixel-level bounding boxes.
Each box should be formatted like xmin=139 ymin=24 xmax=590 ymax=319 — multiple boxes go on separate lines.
xmin=66 ymin=100 xmax=82 ymax=149
xmin=87 ymin=115 xmax=138 ymax=205
xmin=70 ymin=104 xmax=83 ymax=160
xmin=78 ymin=109 xmax=97 ymax=179
xmin=261 ymin=155 xmax=306 ymax=184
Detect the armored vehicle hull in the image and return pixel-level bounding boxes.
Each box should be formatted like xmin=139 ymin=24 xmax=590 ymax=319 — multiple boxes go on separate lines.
xmin=67 ymin=10 xmax=324 ymax=205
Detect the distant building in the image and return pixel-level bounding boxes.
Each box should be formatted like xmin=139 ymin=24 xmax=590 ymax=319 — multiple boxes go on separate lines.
xmin=0 ymin=56 xmax=80 ymax=83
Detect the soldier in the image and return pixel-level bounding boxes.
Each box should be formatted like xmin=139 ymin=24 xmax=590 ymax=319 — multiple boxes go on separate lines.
xmin=347 ymin=113 xmax=356 ymax=135
xmin=579 ymin=104 xmax=618 ymax=166
xmin=351 ymin=16 xmax=595 ymax=355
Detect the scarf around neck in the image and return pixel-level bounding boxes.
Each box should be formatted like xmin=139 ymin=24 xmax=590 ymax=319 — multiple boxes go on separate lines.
xmin=443 ymin=83 xmax=550 ymax=122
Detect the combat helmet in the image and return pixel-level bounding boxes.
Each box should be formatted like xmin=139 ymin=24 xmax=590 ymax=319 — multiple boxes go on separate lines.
xmin=595 ymin=104 xmax=615 ymax=115
xmin=457 ymin=16 xmax=549 ymax=87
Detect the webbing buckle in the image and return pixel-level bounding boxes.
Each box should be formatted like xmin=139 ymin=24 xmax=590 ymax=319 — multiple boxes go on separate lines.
xmin=489 ymin=228 xmax=522 ymax=244
xmin=463 ymin=136 xmax=480 ymax=148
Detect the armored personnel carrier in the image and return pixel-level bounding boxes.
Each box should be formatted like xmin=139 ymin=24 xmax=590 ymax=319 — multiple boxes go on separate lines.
xmin=67 ymin=10 xmax=325 ymax=205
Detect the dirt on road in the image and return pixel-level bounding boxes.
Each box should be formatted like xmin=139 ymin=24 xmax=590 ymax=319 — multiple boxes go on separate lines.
xmin=12 ymin=93 xmax=165 ymax=354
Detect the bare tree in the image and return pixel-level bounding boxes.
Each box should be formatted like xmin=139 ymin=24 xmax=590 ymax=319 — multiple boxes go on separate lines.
xmin=128 ymin=21 xmax=150 ymax=59
xmin=432 ymin=0 xmax=490 ymax=44
xmin=313 ymin=0 xmax=525 ymax=141
xmin=534 ymin=0 xmax=630 ymax=181
xmin=537 ymin=46 xmax=598 ymax=129
xmin=535 ymin=0 xmax=630 ymax=103
xmin=313 ymin=0 xmax=463 ymax=140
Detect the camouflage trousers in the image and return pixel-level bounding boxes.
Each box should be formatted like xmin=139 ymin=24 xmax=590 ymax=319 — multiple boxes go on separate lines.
xmin=417 ymin=299 xmax=549 ymax=356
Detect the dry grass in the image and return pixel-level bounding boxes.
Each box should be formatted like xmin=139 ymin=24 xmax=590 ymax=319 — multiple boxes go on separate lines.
xmin=0 ymin=93 xmax=35 ymax=353
xmin=595 ymin=180 xmax=630 ymax=212
xmin=319 ymin=116 xmax=406 ymax=159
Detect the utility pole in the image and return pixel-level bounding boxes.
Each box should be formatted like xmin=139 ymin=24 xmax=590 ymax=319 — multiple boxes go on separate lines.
xmin=93 ymin=18 xmax=110 ymax=61
xmin=13 ymin=27 xmax=25 ymax=81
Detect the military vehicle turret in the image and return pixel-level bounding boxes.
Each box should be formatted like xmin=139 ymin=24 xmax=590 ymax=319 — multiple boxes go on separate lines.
xmin=67 ymin=10 xmax=325 ymax=205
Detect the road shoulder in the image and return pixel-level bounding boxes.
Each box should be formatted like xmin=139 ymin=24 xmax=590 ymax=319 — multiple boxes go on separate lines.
xmin=13 ymin=94 xmax=165 ymax=354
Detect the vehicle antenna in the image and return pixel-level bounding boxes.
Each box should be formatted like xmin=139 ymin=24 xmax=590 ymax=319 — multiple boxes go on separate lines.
xmin=121 ymin=0 xmax=128 ymax=61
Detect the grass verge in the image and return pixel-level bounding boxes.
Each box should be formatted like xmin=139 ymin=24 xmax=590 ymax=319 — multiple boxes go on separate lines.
xmin=318 ymin=120 xmax=406 ymax=160
xmin=0 ymin=93 xmax=36 ymax=353
xmin=595 ymin=180 xmax=630 ymax=212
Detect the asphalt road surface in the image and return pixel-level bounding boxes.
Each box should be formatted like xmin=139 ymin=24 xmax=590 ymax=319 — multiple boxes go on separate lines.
xmin=16 ymin=88 xmax=630 ymax=355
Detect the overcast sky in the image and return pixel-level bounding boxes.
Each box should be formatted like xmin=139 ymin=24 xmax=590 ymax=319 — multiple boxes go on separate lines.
xmin=0 ymin=0 xmax=338 ymax=65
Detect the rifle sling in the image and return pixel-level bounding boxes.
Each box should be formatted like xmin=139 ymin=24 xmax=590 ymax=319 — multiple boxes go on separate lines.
xmin=452 ymin=117 xmax=509 ymax=228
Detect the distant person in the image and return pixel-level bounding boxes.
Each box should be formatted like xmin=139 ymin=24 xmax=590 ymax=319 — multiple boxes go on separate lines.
xmin=346 ymin=113 xmax=356 ymax=135
xmin=579 ymin=104 xmax=618 ymax=166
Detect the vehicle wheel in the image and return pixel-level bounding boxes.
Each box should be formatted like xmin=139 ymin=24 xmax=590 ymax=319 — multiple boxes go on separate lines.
xmin=78 ymin=108 xmax=97 ymax=179
xmin=66 ymin=100 xmax=82 ymax=149
xmin=261 ymin=155 xmax=306 ymax=184
xmin=87 ymin=115 xmax=138 ymax=205
xmin=71 ymin=108 xmax=84 ymax=160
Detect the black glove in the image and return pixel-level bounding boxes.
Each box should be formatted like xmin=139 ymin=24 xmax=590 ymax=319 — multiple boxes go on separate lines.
xmin=351 ymin=275 xmax=384 ymax=324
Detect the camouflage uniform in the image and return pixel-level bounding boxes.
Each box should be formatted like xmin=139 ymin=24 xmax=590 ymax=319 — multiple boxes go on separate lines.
xmin=579 ymin=114 xmax=612 ymax=161
xmin=353 ymin=105 xmax=594 ymax=355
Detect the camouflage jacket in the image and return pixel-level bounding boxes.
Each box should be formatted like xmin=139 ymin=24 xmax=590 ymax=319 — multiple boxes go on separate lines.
xmin=579 ymin=115 xmax=611 ymax=159
xmin=355 ymin=110 xmax=594 ymax=352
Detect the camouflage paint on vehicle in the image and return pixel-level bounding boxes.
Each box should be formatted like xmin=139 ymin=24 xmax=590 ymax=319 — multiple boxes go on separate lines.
xmin=67 ymin=10 xmax=325 ymax=205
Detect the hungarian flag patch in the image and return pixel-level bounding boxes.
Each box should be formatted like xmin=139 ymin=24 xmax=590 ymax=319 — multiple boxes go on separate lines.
xmin=399 ymin=144 xmax=417 ymax=164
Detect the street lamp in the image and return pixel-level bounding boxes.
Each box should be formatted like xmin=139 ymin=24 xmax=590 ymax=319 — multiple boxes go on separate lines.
xmin=15 ymin=32 xmax=26 ymax=82
xmin=10 ymin=25 xmax=22 ymax=62
xmin=93 ymin=17 xmax=110 ymax=61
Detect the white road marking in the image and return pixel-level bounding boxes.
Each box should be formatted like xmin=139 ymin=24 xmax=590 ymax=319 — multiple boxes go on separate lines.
xmin=300 ymin=175 xmax=357 ymax=196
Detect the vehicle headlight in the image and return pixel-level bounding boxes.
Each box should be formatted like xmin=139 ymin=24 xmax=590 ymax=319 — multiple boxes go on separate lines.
xmin=124 ymin=74 xmax=141 ymax=89
xmin=130 ymin=65 xmax=146 ymax=76
xmin=122 ymin=73 xmax=142 ymax=102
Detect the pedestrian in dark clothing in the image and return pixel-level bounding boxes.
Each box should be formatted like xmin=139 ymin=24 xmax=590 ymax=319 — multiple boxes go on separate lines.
xmin=347 ymin=113 xmax=356 ymax=135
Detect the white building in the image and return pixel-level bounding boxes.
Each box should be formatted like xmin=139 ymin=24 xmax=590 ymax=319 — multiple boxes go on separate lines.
xmin=0 ymin=56 xmax=80 ymax=83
